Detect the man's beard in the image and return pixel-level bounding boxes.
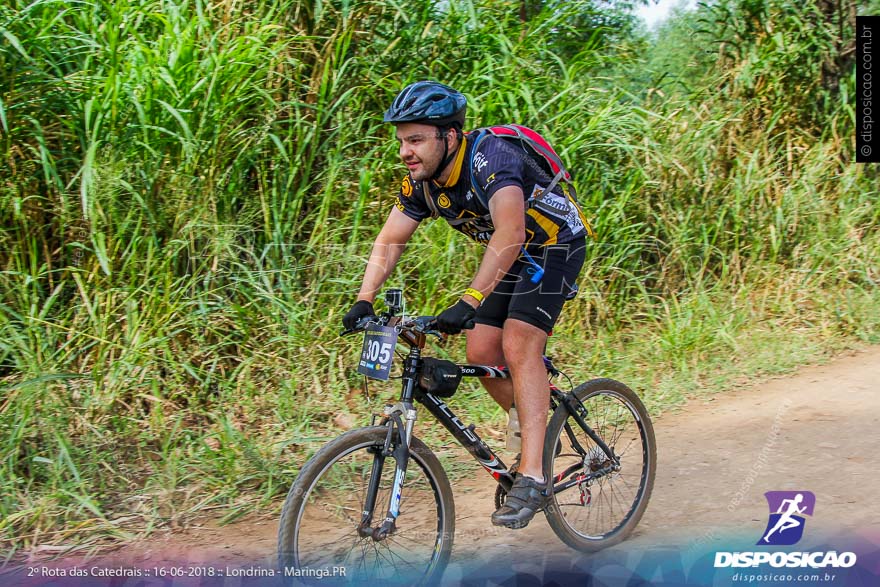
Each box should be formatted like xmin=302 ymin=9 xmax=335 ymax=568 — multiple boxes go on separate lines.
xmin=410 ymin=159 xmax=440 ymax=181
xmin=408 ymin=141 xmax=445 ymax=181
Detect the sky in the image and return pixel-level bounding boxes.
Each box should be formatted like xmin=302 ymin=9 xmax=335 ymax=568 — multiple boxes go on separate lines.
xmin=634 ymin=0 xmax=698 ymax=29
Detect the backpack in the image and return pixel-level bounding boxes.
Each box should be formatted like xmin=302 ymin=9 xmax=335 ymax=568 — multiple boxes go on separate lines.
xmin=467 ymin=124 xmax=576 ymax=210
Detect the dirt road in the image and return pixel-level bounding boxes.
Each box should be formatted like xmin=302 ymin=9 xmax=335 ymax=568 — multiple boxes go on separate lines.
xmin=18 ymin=346 xmax=880 ymax=576
xmin=443 ymin=344 xmax=880 ymax=568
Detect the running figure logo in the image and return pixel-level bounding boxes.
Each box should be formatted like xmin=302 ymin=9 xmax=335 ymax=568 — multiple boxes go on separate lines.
xmin=759 ymin=491 xmax=816 ymax=546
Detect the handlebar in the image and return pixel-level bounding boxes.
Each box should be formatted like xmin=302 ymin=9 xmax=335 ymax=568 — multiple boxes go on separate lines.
xmin=340 ymin=315 xmax=475 ymax=339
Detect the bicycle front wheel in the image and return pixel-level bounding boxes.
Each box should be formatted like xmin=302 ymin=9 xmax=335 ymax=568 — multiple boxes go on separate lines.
xmin=544 ymin=378 xmax=656 ymax=551
xmin=277 ymin=426 xmax=454 ymax=585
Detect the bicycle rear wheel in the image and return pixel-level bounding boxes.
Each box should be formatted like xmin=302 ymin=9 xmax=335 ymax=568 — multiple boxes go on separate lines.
xmin=277 ymin=426 xmax=454 ymax=585
xmin=544 ymin=378 xmax=656 ymax=551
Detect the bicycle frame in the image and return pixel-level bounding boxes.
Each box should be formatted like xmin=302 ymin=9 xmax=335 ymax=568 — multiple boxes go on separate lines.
xmin=361 ymin=330 xmax=620 ymax=540
xmin=417 ymin=362 xmax=619 ymax=493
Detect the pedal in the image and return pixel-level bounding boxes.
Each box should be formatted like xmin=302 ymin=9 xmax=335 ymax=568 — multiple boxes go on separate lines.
xmin=494 ymin=483 xmax=507 ymax=510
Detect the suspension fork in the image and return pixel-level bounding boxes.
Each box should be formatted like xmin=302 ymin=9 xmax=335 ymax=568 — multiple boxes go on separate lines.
xmin=358 ymin=345 xmax=423 ymax=541
xmin=357 ymin=401 xmax=417 ymax=541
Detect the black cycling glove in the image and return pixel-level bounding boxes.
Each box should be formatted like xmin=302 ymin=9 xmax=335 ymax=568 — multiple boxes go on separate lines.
xmin=436 ymin=300 xmax=477 ymax=334
xmin=342 ymin=300 xmax=375 ymax=330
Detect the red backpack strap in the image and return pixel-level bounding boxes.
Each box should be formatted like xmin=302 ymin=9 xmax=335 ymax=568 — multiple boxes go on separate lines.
xmin=485 ymin=125 xmax=571 ymax=182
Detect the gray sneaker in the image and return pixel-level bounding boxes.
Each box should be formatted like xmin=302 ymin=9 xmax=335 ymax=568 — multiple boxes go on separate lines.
xmin=491 ymin=474 xmax=548 ymax=529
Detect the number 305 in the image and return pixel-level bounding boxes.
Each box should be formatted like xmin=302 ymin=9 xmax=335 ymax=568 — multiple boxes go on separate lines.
xmin=366 ymin=341 xmax=392 ymax=364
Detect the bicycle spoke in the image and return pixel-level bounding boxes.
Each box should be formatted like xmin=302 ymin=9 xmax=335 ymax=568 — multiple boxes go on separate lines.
xmin=612 ymin=470 xmax=639 ymax=493
xmin=388 ymin=530 xmax=434 ymax=549
xmin=385 ymin=535 xmax=423 ymax=555
xmin=383 ymin=539 xmax=425 ymax=567
xmin=372 ymin=541 xmax=419 ymax=578
xmin=602 ymin=480 xmax=615 ymax=528
xmin=616 ymin=434 xmax=638 ymax=458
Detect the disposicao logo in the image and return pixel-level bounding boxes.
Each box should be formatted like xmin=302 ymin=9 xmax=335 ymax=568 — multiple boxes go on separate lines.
xmin=759 ymin=490 xmax=815 ymax=546
xmin=714 ymin=490 xmax=858 ymax=569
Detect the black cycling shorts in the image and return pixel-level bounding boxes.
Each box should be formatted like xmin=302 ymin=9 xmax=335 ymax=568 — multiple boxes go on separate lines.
xmin=475 ymin=238 xmax=587 ymax=334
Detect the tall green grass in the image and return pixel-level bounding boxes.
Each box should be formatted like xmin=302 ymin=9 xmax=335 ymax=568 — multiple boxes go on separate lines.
xmin=1 ymin=0 xmax=877 ymax=556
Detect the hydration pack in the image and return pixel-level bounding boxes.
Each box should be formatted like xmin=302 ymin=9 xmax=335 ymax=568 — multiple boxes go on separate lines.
xmin=467 ymin=124 xmax=576 ymax=209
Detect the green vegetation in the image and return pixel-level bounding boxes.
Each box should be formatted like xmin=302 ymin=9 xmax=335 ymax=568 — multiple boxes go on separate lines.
xmin=1 ymin=0 xmax=876 ymax=556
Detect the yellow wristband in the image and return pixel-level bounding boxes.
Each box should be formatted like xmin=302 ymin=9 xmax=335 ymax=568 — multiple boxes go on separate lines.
xmin=463 ymin=288 xmax=484 ymax=305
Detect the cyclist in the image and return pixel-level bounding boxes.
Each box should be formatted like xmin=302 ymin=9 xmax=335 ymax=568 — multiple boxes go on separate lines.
xmin=343 ymin=81 xmax=591 ymax=529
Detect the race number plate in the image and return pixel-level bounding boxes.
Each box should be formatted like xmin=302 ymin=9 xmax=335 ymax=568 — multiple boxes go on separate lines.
xmin=357 ymin=325 xmax=396 ymax=381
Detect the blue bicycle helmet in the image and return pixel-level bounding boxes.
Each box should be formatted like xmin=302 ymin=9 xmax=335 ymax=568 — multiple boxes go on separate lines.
xmin=383 ymin=81 xmax=467 ymax=128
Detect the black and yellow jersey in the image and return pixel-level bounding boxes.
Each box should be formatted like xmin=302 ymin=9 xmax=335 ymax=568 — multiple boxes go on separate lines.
xmin=395 ymin=132 xmax=593 ymax=252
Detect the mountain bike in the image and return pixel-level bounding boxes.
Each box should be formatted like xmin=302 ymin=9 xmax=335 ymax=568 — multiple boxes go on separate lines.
xmin=277 ymin=290 xmax=656 ymax=585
